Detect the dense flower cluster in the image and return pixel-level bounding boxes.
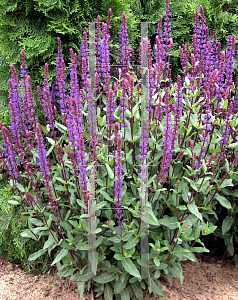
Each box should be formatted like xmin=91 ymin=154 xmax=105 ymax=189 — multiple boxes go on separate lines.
xmin=119 ymin=12 xmax=130 ymax=75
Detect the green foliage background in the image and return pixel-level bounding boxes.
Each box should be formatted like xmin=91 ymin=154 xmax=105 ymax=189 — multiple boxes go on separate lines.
xmin=1 ymin=0 xmax=238 ymax=108
xmin=0 ymin=0 xmax=138 ymax=110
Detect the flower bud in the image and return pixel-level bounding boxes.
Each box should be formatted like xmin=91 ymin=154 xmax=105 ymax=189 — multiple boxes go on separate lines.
xmin=189 ymin=139 xmax=194 ymax=152
xmin=177 ymin=180 xmax=180 ymax=188
xmin=106 ymin=221 xmax=110 ymax=226
xmin=208 ymin=153 xmax=216 ymax=164
xmin=114 ymin=122 xmax=119 ymax=137
xmin=183 ymin=224 xmax=188 ymax=230
xmin=177 ymin=150 xmax=184 ymax=160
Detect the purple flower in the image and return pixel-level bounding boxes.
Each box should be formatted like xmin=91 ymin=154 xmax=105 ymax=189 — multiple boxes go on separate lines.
xmin=36 ymin=124 xmax=51 ymax=182
xmin=163 ymin=0 xmax=172 ymax=59
xmin=120 ymin=78 xmax=129 ymax=130
xmin=9 ymin=64 xmax=26 ymax=138
xmin=101 ymin=23 xmax=111 ymax=90
xmin=224 ymin=35 xmax=235 ymax=91
xmin=79 ymin=28 xmax=89 ymax=93
xmin=69 ymin=48 xmax=80 ymax=109
xmin=58 ymin=58 xmax=68 ymax=120
xmin=119 ymin=12 xmax=130 ymax=75
xmin=157 ymin=88 xmax=173 ymax=183
xmin=42 ymin=63 xmax=51 ymax=105
xmin=0 ymin=124 xmax=20 ymax=180
xmin=43 ymin=88 xmax=55 ymax=131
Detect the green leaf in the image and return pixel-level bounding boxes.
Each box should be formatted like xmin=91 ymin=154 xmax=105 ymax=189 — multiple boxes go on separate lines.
xmin=191 ymin=247 xmax=210 ymax=253
xmin=148 ymin=276 xmax=167 ymax=297
xmin=168 ymin=262 xmax=184 ymax=284
xmin=122 ymin=258 xmax=141 ymax=278
xmin=120 ymin=286 xmax=130 ymax=300
xmin=131 ymin=282 xmax=143 ymax=300
xmin=58 ymin=268 xmax=77 ymax=278
xmin=220 ymin=179 xmax=233 ymax=189
xmin=114 ymin=254 xmax=125 ymax=260
xmin=222 ymin=216 xmax=233 ymax=235
xmin=173 ymin=246 xmax=198 ymax=263
xmin=159 ymin=216 xmax=178 ymax=229
xmin=46 ymin=137 xmax=56 ymax=145
xmin=30 ymin=218 xmax=44 ymax=226
xmin=77 ymin=281 xmax=85 ymax=299
xmin=104 ymin=283 xmax=113 ymax=300
xmin=20 ymin=230 xmax=38 ymax=240
xmin=76 ymin=243 xmax=91 ymax=251
xmin=28 ymin=248 xmax=47 ymax=261
xmin=215 ymin=194 xmax=232 ymax=209
xmin=123 ymin=237 xmax=139 ymax=250
xmin=94 ymin=272 xmax=116 ymax=284
xmin=55 ymin=121 xmax=67 ymax=133
xmin=71 ymin=271 xmax=94 ymax=282
xmin=99 ymin=190 xmax=113 ymax=202
xmin=16 ymin=182 xmax=25 ymax=193
xmin=183 ymin=177 xmax=197 ymax=191
xmin=51 ymin=249 xmax=68 ymax=266
xmin=187 ymin=202 xmax=203 ymax=221
xmin=181 ymin=183 xmax=189 ymax=203
xmin=202 ymin=224 xmax=217 ymax=235
xmin=148 ymin=206 xmax=159 ymax=225
xmin=223 ymin=100 xmax=228 ymax=110
xmin=227 ymin=142 xmax=238 ymax=149
xmin=88 ymin=250 xmax=98 ymax=275
xmin=8 ymin=200 xmax=19 ymax=205
xmin=105 ymin=163 xmax=114 ymax=180
xmin=46 ymin=145 xmax=54 ymax=157
xmin=114 ymin=274 xmax=128 ymax=294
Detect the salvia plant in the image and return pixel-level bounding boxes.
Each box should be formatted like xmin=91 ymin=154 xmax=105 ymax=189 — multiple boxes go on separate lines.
xmin=0 ymin=1 xmax=238 ymax=298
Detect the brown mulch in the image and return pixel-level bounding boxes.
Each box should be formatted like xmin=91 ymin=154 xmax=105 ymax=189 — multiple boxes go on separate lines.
xmin=0 ymin=254 xmax=237 ymax=300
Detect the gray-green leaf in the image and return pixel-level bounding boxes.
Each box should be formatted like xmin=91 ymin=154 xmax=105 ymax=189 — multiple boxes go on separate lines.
xmin=215 ymin=194 xmax=232 ymax=209
xmin=94 ymin=272 xmax=116 ymax=284
xmin=187 ymin=202 xmax=203 ymax=221
xmin=51 ymin=249 xmax=68 ymax=266
xmin=104 ymin=283 xmax=113 ymax=300
xmin=222 ymin=216 xmax=233 ymax=234
xmin=122 ymin=258 xmax=141 ymax=278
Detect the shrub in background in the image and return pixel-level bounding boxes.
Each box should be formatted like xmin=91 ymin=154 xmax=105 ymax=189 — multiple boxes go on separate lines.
xmin=0 ymin=1 xmax=238 ymax=299
xmin=0 ymin=0 xmax=138 ymax=108
xmin=129 ymin=0 xmax=238 ymax=82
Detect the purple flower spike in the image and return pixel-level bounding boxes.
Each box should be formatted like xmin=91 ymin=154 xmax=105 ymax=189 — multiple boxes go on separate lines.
xmin=9 ymin=64 xmax=26 ymax=137
xmin=119 ymin=11 xmax=130 ymax=75
xmin=58 ymin=58 xmax=68 ymax=120
xmin=36 ymin=124 xmax=51 ymax=182
xmin=101 ymin=22 xmax=111 ymax=89
xmin=0 ymin=124 xmax=20 ymax=180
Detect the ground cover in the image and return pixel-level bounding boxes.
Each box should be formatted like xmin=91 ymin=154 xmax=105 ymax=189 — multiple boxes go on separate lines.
xmin=0 ymin=254 xmax=237 ymax=299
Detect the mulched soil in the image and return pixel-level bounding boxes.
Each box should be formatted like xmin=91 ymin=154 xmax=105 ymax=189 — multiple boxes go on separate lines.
xmin=0 ymin=254 xmax=237 ymax=300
